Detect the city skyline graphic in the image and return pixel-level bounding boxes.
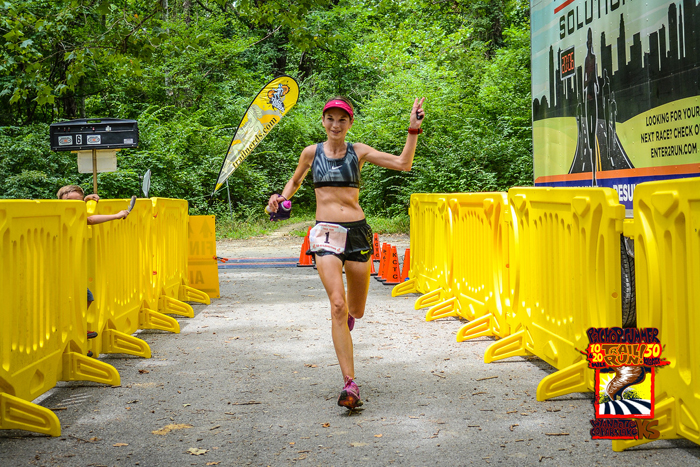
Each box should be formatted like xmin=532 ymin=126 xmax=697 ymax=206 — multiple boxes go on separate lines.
xmin=534 ymin=0 xmax=700 ymax=123
xmin=533 ymin=0 xmax=700 ymax=176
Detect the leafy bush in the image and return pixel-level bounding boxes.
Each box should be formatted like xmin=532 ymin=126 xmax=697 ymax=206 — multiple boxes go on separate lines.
xmin=1 ymin=0 xmax=533 ymax=226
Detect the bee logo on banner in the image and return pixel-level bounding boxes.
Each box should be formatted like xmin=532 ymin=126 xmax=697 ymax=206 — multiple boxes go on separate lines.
xmin=584 ymin=327 xmax=669 ymax=440
xmin=213 ymin=76 xmax=299 ymax=194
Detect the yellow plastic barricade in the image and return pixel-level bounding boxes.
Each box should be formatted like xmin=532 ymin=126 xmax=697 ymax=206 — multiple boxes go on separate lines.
xmin=613 ymin=177 xmax=700 ymax=451
xmin=86 ymin=199 xmax=180 ymax=359
xmin=151 ymin=198 xmax=209 ymax=318
xmin=188 ymin=215 xmax=220 ymax=299
xmin=484 ymin=187 xmax=625 ymax=401
xmin=0 ymin=201 xmax=120 ymax=437
xmin=392 ymin=194 xmax=452 ymax=311
xmin=130 ymin=200 xmax=180 ymax=334
xmin=439 ymin=193 xmax=512 ymax=342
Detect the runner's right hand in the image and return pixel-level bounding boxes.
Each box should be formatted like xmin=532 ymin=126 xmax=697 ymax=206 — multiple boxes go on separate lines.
xmin=268 ymin=194 xmax=284 ymax=213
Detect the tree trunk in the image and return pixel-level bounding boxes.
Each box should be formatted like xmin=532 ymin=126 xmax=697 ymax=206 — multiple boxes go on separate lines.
xmin=184 ymin=0 xmax=191 ymax=25
xmin=272 ymin=33 xmax=288 ymax=75
xmin=298 ymin=51 xmax=314 ymax=80
xmin=62 ymin=92 xmax=79 ymax=119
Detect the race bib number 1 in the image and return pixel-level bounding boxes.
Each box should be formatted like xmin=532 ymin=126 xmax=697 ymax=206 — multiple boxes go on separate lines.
xmin=309 ymin=223 xmax=348 ymax=254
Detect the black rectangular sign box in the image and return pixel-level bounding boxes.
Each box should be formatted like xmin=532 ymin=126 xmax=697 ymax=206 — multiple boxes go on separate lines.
xmin=50 ymin=118 xmax=138 ymax=151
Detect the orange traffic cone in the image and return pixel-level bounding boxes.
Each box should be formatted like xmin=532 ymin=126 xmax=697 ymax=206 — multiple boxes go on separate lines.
xmin=370 ymin=257 xmax=378 ymax=276
xmin=375 ymin=243 xmax=388 ymax=281
xmin=383 ymin=246 xmax=402 ymax=285
xmin=372 ymin=234 xmax=381 ymax=261
xmin=400 ymin=248 xmax=410 ymax=282
xmin=379 ymin=243 xmax=392 ymax=282
xmin=297 ymin=226 xmax=314 ymax=267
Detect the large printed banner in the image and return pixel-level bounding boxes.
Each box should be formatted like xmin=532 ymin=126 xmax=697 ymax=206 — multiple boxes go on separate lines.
xmin=532 ymin=0 xmax=700 ymax=211
xmin=213 ymin=76 xmax=299 ymax=194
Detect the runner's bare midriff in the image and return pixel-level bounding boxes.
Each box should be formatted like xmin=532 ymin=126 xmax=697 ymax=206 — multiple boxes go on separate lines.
xmin=314 ymin=186 xmax=364 ymax=222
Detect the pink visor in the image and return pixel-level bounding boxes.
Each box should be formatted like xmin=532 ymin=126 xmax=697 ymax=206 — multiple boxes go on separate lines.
xmin=322 ymin=100 xmax=353 ymax=119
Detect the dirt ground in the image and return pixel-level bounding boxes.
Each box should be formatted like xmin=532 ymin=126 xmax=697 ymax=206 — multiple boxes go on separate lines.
xmin=1 ymin=228 xmax=699 ymax=466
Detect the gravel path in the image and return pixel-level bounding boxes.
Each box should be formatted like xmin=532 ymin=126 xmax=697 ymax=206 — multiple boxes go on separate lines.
xmin=1 ymin=232 xmax=698 ymax=466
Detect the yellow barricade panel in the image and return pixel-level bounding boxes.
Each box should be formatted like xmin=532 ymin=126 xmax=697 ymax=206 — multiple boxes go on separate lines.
xmin=132 ymin=199 xmax=179 ymax=332
xmin=0 ymin=200 xmax=120 ymax=436
xmin=614 ymin=177 xmax=700 ymax=450
xmin=152 ymin=198 xmax=190 ymax=300
xmin=188 ymin=259 xmax=220 ymax=299
xmin=188 ymin=215 xmax=217 ymax=259
xmin=0 ymin=201 xmax=85 ymax=403
xmin=151 ymin=198 xmax=208 ymax=314
xmin=188 ymin=216 xmax=220 ymax=299
xmin=445 ymin=193 xmax=512 ymax=340
xmin=87 ymin=199 xmax=153 ymax=357
xmin=395 ymin=192 xmax=512 ymax=342
xmin=485 ymin=188 xmax=625 ymax=401
xmin=403 ymin=194 xmax=452 ymax=305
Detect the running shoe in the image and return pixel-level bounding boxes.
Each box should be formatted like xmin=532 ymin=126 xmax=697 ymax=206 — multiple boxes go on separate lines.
xmin=347 ymin=314 xmax=355 ymax=332
xmin=87 ymin=331 xmax=98 ymax=339
xmin=338 ymin=376 xmax=363 ymax=409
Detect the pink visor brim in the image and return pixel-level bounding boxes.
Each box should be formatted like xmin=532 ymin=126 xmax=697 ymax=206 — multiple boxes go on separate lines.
xmin=322 ymin=100 xmax=353 ymax=119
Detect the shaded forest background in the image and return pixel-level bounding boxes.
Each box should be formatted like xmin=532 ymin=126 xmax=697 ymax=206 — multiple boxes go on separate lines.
xmin=0 ymin=0 xmax=532 ymax=219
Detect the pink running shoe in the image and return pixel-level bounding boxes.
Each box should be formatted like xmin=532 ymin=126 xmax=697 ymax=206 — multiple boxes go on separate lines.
xmin=338 ymin=376 xmax=363 ymax=409
xmin=347 ymin=314 xmax=355 ymax=332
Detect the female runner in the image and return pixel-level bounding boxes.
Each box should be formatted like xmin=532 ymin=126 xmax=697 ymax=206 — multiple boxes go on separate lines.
xmin=268 ymin=96 xmax=425 ymax=409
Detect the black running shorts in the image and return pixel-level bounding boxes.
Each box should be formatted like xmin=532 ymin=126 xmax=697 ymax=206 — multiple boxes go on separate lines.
xmin=308 ymin=219 xmax=373 ymax=264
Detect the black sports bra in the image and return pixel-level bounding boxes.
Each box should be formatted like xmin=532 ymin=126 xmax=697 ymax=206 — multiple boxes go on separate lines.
xmin=312 ymin=142 xmax=360 ymax=188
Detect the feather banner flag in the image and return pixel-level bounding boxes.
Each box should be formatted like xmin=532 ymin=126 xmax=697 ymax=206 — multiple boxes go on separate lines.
xmin=213 ymin=75 xmax=299 ymax=194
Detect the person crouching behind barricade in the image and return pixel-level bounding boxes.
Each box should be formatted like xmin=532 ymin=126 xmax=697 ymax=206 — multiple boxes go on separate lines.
xmin=57 ymin=185 xmax=130 ymax=356
xmin=57 ymin=185 xmax=129 ymax=225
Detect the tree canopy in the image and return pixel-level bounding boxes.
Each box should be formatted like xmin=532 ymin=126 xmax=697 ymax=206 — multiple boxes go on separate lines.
xmin=0 ymin=0 xmax=532 ymax=217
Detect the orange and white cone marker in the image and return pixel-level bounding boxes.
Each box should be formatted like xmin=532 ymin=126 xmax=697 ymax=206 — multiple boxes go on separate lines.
xmin=383 ymin=246 xmax=402 ymax=285
xmin=400 ymin=248 xmax=410 ymax=282
xmin=372 ymin=233 xmax=381 ymax=261
xmin=376 ymin=243 xmax=388 ymax=281
xmin=296 ymin=226 xmax=314 ymax=267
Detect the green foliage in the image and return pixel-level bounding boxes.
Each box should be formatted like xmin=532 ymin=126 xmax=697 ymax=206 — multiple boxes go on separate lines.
xmin=1 ymin=0 xmax=533 ymax=225
xmin=366 ymin=213 xmax=410 ymax=235
xmin=217 ymin=212 xmax=410 ymax=240
xmin=216 ymin=208 xmax=315 ymax=240
xmin=0 ymin=124 xmax=75 ymax=199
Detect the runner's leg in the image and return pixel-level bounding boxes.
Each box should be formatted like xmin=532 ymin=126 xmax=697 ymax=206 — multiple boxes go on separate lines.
xmin=315 ymin=254 xmax=354 ymax=379
xmin=339 ymin=259 xmax=370 ymax=408
xmin=345 ymin=260 xmax=371 ymax=320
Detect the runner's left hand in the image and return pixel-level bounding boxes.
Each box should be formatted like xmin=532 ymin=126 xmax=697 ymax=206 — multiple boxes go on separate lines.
xmin=409 ymin=97 xmax=426 ymax=129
